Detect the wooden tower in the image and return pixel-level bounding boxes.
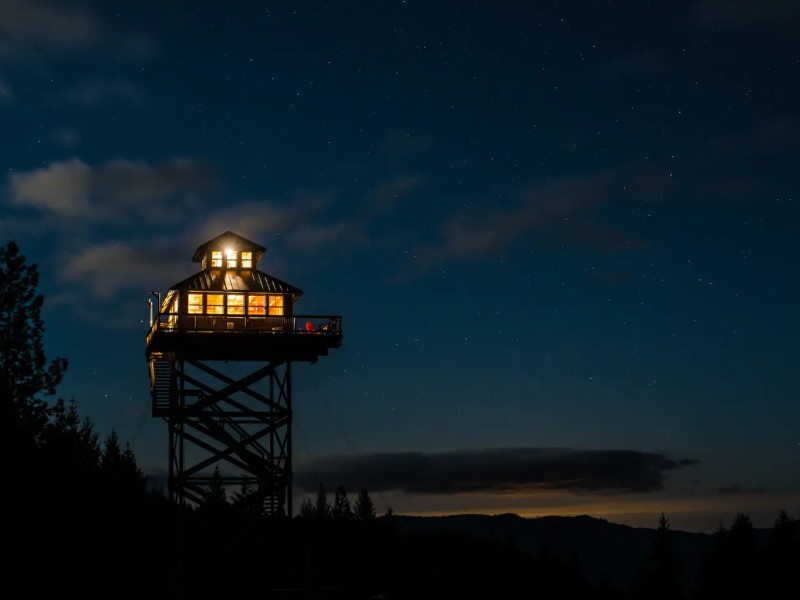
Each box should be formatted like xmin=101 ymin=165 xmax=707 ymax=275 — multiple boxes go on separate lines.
xmin=145 ymin=231 xmax=342 ymax=515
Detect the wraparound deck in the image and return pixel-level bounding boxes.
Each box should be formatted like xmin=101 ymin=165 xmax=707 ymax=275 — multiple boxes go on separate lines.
xmin=146 ymin=313 xmax=342 ymax=362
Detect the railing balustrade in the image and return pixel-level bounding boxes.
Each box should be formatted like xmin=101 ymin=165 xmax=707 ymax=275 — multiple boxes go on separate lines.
xmin=146 ymin=313 xmax=342 ymax=346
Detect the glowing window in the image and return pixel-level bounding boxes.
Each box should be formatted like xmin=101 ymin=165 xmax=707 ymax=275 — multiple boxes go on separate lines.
xmin=226 ymin=248 xmax=237 ymax=269
xmin=168 ymin=297 xmax=179 ymax=326
xmin=268 ymin=295 xmax=284 ymax=315
xmin=248 ymin=294 xmax=266 ymax=315
xmin=211 ymin=251 xmax=223 ymax=268
xmin=207 ymin=294 xmax=224 ymax=315
xmin=227 ymin=294 xmax=244 ymax=315
xmin=241 ymin=251 xmax=253 ymax=269
xmin=188 ymin=293 xmax=203 ymax=314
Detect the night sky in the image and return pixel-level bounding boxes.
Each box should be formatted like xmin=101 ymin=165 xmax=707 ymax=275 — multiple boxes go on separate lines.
xmin=2 ymin=0 xmax=798 ymax=533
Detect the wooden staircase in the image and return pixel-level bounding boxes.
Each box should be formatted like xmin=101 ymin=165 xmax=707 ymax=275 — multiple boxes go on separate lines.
xmin=149 ymin=358 xmax=174 ymax=416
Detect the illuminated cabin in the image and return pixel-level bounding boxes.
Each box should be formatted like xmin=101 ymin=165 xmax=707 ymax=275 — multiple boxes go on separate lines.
xmin=145 ymin=231 xmax=342 ymax=514
xmin=146 ymin=230 xmax=342 ymax=363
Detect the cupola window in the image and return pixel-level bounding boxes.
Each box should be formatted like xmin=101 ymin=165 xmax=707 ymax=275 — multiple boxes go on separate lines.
xmin=226 ymin=248 xmax=237 ymax=269
xmin=211 ymin=251 xmax=223 ymax=268
xmin=241 ymin=251 xmax=253 ymax=269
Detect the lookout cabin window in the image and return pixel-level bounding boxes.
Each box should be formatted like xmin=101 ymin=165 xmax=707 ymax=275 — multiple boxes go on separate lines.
xmin=241 ymin=251 xmax=253 ymax=269
xmin=188 ymin=293 xmax=203 ymax=314
xmin=248 ymin=294 xmax=266 ymax=315
xmin=180 ymin=292 xmax=283 ymax=316
xmin=227 ymin=294 xmax=245 ymax=315
xmin=211 ymin=251 xmax=223 ymax=268
xmin=226 ymin=248 xmax=237 ymax=269
xmin=269 ymin=295 xmax=284 ymax=315
xmin=207 ymin=294 xmax=224 ymax=315
xmin=167 ymin=296 xmax=178 ymax=326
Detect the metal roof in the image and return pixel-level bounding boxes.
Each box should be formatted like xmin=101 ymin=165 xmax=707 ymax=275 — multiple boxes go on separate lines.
xmin=167 ymin=268 xmax=303 ymax=299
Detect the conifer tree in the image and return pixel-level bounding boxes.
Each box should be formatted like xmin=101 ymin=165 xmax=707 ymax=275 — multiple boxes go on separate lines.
xmin=207 ymin=465 xmax=229 ymax=505
xmin=728 ymin=512 xmax=758 ymax=597
xmin=632 ymin=513 xmax=683 ymax=600
xmin=121 ymin=444 xmax=146 ymax=494
xmin=693 ymin=522 xmax=728 ymax=599
xmin=0 ymin=241 xmax=67 ymax=445
xmin=298 ymin=497 xmax=315 ymax=519
xmin=767 ymin=510 xmax=797 ymax=556
xmin=97 ymin=430 xmax=145 ymax=505
xmin=331 ymin=484 xmax=353 ymax=520
xmin=41 ymin=398 xmax=101 ymax=498
xmin=314 ymin=483 xmax=330 ymax=519
xmin=763 ymin=510 xmax=798 ymax=598
xmin=100 ymin=430 xmax=123 ymax=472
xmin=232 ymin=480 xmax=252 ymax=506
xmin=354 ymin=488 xmax=376 ymax=520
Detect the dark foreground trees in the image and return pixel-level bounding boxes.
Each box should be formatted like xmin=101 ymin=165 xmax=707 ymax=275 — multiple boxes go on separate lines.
xmin=2 ymin=241 xmax=153 ymax=598
xmin=692 ymin=511 xmax=799 ymax=600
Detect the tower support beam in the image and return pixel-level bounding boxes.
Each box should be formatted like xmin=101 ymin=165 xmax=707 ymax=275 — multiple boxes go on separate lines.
xmin=156 ymin=358 xmax=293 ymax=516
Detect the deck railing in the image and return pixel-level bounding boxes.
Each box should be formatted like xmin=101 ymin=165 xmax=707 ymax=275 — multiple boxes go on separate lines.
xmin=146 ymin=313 xmax=342 ymax=348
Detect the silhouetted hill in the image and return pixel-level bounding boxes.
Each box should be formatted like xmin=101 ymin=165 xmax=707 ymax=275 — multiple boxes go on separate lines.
xmin=393 ymin=513 xmax=714 ymax=591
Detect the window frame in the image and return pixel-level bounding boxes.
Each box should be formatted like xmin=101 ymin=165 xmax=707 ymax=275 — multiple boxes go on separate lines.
xmin=180 ymin=292 xmax=286 ymax=317
xmin=206 ymin=293 xmax=224 ymax=315
xmin=248 ymin=293 xmax=266 ymax=316
xmin=268 ymin=295 xmax=284 ymax=316
xmin=225 ymin=248 xmax=238 ymax=269
xmin=227 ymin=293 xmax=245 ymax=315
xmin=187 ymin=293 xmax=203 ymax=314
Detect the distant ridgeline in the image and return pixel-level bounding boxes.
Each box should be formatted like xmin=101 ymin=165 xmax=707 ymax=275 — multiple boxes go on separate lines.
xmin=391 ymin=513 xmax=796 ymax=592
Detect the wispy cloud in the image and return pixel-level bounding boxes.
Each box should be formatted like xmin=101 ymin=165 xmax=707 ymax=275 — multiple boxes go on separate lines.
xmin=370 ymin=174 xmax=424 ymax=213
xmin=8 ymin=157 xmax=216 ymax=223
xmin=0 ymin=0 xmax=156 ymax=63
xmin=410 ymin=167 xmax=663 ymax=271
xmin=195 ymin=189 xmax=368 ymax=255
xmin=295 ymin=447 xmax=699 ymax=496
xmin=0 ymin=0 xmax=101 ymax=56
xmin=44 ymin=187 xmax=359 ymax=300
xmin=9 ymin=158 xmax=92 ymax=215
xmin=59 ymin=240 xmax=182 ymax=299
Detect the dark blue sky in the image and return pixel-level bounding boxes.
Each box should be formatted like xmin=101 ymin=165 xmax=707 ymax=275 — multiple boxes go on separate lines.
xmin=2 ymin=0 xmax=798 ymax=531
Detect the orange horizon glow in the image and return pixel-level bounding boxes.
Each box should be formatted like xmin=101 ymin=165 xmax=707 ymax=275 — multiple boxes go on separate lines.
xmin=368 ymin=490 xmax=800 ymax=533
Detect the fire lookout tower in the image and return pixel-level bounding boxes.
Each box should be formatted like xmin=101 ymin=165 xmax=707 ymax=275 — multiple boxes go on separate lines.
xmin=145 ymin=231 xmax=342 ymax=515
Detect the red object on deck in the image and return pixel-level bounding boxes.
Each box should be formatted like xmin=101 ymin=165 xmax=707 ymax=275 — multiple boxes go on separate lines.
xmin=305 ymin=321 xmax=314 ymax=332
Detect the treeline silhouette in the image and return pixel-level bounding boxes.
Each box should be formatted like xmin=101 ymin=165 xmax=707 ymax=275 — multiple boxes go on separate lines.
xmin=2 ymin=239 xmax=798 ymax=599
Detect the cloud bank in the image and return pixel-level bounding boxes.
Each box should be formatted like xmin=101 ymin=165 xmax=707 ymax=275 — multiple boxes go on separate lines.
xmin=295 ymin=447 xmax=699 ymax=496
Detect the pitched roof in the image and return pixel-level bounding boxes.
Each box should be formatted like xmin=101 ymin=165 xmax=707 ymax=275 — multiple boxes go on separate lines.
xmin=167 ymin=268 xmax=303 ymax=300
xmin=191 ymin=231 xmax=267 ymax=263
